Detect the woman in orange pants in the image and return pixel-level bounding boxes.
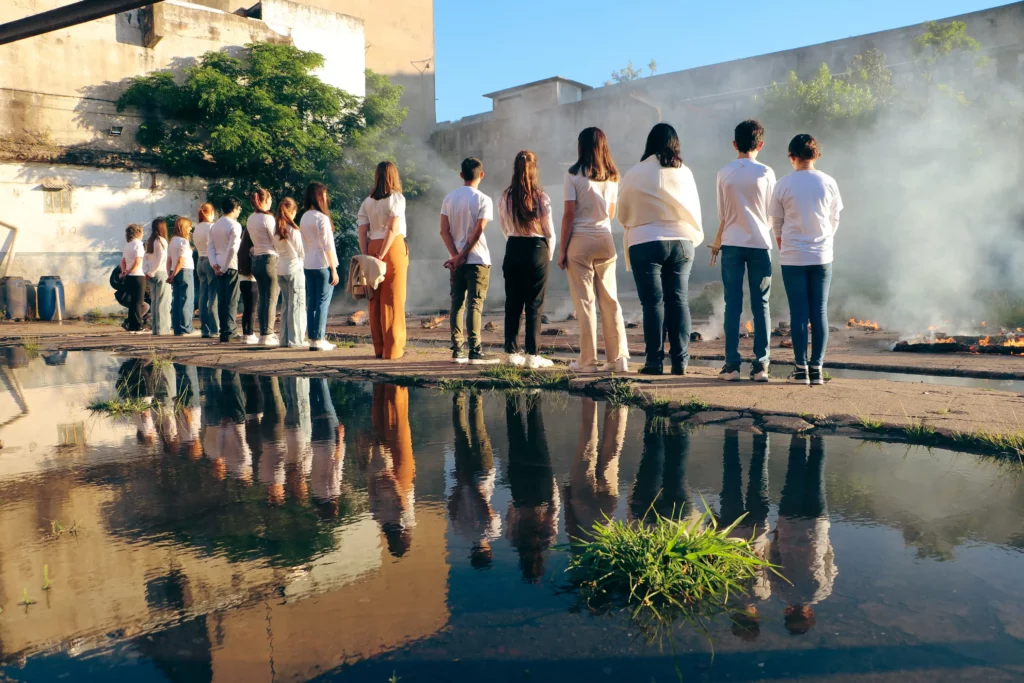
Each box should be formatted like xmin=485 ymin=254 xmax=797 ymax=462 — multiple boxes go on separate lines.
xmin=358 ymin=161 xmax=409 ymax=359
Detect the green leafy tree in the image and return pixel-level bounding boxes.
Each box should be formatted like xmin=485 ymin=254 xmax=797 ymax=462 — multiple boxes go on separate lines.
xmin=762 ymin=63 xmax=880 ymax=128
xmin=913 ymin=20 xmax=981 ymax=69
xmin=611 ymin=60 xmax=644 ymax=84
xmin=116 ymin=42 xmax=420 ymax=263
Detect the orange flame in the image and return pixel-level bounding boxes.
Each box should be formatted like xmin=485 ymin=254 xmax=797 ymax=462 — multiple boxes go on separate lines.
xmin=935 ymin=337 xmax=957 ymax=344
xmin=743 ymin=320 xmax=754 ymax=334
xmin=848 ymin=318 xmax=881 ymax=331
xmin=979 ymin=336 xmax=992 ymax=346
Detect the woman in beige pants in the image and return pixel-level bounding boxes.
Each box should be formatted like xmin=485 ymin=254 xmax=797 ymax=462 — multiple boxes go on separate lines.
xmin=558 ymin=127 xmax=630 ymax=373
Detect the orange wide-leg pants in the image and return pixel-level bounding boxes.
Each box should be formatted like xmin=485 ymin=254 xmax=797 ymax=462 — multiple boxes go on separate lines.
xmin=367 ymin=238 xmax=408 ymax=360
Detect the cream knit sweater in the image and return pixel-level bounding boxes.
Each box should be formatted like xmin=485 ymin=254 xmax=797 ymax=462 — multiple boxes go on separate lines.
xmin=618 ymin=156 xmax=703 ymax=269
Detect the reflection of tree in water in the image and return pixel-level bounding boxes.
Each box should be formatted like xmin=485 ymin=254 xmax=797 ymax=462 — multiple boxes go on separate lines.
xmin=132 ymin=615 xmax=214 ymax=683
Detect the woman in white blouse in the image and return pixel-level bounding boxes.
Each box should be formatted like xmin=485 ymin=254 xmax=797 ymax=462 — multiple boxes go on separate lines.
xmin=299 ymin=182 xmax=339 ymax=351
xmin=247 ymin=188 xmax=280 ymax=346
xmin=274 ymin=197 xmax=307 ymax=348
xmin=143 ymin=218 xmax=171 ymax=335
xmin=120 ymin=223 xmax=147 ymax=332
xmin=357 ymin=161 xmax=408 ymax=359
xmin=167 ymin=216 xmax=197 ymax=336
xmin=192 ymin=203 xmax=218 ymax=338
xmin=498 ymin=150 xmax=555 ymax=369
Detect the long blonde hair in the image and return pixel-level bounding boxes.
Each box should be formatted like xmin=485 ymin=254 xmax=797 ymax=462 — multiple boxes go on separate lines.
xmin=173 ymin=216 xmax=193 ymax=239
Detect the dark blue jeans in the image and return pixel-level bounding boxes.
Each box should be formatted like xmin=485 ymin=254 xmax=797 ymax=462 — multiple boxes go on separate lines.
xmin=304 ymin=268 xmax=333 ymax=341
xmin=628 ymin=239 xmax=695 ymax=369
xmin=721 ymin=246 xmax=772 ymax=366
xmin=171 ymin=269 xmax=195 ymax=334
xmin=781 ymin=263 xmax=833 ymax=368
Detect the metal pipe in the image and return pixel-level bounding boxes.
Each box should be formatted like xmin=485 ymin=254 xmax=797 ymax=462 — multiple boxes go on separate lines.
xmin=0 ymin=0 xmax=162 ymax=46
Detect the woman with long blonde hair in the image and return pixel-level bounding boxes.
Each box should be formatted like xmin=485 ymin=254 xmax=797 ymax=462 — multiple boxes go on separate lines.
xmin=357 ymin=160 xmax=408 ymax=359
xmin=499 ymin=150 xmax=555 ymax=368
xmin=274 ymin=197 xmax=307 ymax=348
xmin=167 ymin=216 xmax=197 ymax=335
xmin=193 ymin=203 xmax=218 ymax=337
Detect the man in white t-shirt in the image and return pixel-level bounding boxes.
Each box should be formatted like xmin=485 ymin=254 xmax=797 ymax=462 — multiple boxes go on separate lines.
xmin=709 ymin=120 xmax=776 ymax=383
xmin=440 ymin=157 xmax=497 ymax=365
xmin=207 ymin=197 xmax=243 ymax=343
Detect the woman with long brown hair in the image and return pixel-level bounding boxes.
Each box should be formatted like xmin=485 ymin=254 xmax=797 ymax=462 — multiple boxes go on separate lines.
xmin=499 ymin=150 xmax=555 ymax=368
xmin=193 ymin=203 xmax=218 ymax=338
xmin=357 ymin=160 xmax=409 ymax=359
xmin=559 ymin=127 xmax=629 ymax=373
xmin=167 ymin=216 xmax=197 ymax=335
xmin=299 ymin=182 xmax=339 ymax=351
xmin=144 ymin=218 xmax=171 ymax=335
xmin=247 ymin=188 xmax=279 ymax=345
xmin=274 ymin=197 xmax=307 ymax=348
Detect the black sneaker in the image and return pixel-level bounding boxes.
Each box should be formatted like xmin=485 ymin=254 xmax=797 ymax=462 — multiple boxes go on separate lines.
xmin=671 ymin=362 xmax=686 ymax=376
xmin=638 ymin=365 xmax=663 ymax=376
xmin=809 ymin=367 xmax=824 ymax=386
xmin=750 ymin=362 xmax=770 ymax=383
xmin=790 ymin=366 xmax=810 ymax=385
xmin=718 ymin=363 xmax=741 ymax=381
xmin=468 ymin=350 xmax=499 ymax=366
xmin=452 ymin=349 xmax=468 ymax=364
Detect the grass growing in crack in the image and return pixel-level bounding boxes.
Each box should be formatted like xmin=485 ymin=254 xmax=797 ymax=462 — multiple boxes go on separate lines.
xmin=682 ymin=395 xmax=710 ymax=413
xmin=903 ymin=420 xmax=937 ymax=444
xmin=859 ymin=417 xmax=884 ymax=432
xmin=88 ymin=396 xmax=151 ymax=417
xmin=606 ymin=379 xmax=637 ymax=406
xmin=21 ymin=338 xmax=42 ymax=357
xmin=481 ymin=365 xmax=529 ymax=387
xmin=565 ymin=504 xmax=779 ymax=643
xmin=480 ymin=365 xmax=571 ymax=390
xmin=951 ymin=430 xmax=1024 ymax=460
xmin=435 ymin=378 xmax=468 ymax=393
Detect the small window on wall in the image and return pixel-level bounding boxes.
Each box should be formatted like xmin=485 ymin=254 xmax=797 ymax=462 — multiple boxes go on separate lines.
xmin=41 ymin=179 xmax=72 ymax=214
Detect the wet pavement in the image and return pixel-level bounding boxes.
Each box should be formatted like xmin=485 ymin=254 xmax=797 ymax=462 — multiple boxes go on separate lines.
xmin=0 ymin=351 xmax=1023 ymax=682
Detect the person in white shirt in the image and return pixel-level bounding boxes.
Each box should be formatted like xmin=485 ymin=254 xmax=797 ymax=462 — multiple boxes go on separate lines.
xmin=299 ymin=182 xmax=340 ymax=351
xmin=119 ymin=223 xmax=147 ymax=332
xmin=357 ymin=161 xmax=409 ymax=360
xmin=274 ymin=197 xmax=307 ymax=348
xmin=247 ymin=188 xmax=280 ymax=345
xmin=709 ymin=120 xmax=777 ymax=383
xmin=559 ymin=127 xmax=629 ymax=374
xmin=448 ymin=389 xmax=500 ymax=568
xmin=498 ymin=150 xmax=556 ymax=369
xmin=143 ymin=218 xmax=171 ymax=335
xmin=619 ymin=123 xmax=703 ymax=376
xmin=192 ymin=203 xmax=218 ymax=338
xmin=769 ymin=134 xmax=843 ymax=386
xmin=440 ymin=158 xmax=497 ymax=365
xmin=167 ymin=216 xmax=197 ymax=336
xmin=207 ymin=196 xmax=243 ymax=343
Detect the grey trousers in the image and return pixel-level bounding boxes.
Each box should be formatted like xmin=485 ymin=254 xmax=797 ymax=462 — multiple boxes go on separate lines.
xmin=279 ymin=270 xmax=307 ymax=347
xmin=148 ymin=273 xmax=171 ymax=336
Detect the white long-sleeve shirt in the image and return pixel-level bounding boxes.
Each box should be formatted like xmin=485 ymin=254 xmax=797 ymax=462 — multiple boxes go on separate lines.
xmin=498 ymin=189 xmax=556 ymax=261
xmin=193 ymin=221 xmax=213 ymax=258
xmin=143 ymin=236 xmax=167 ymax=278
xmin=246 ymin=212 xmax=278 ymax=256
xmin=299 ymin=209 xmax=338 ymax=270
xmin=274 ymin=226 xmax=305 ymax=276
xmin=208 ymin=215 xmax=242 ymax=272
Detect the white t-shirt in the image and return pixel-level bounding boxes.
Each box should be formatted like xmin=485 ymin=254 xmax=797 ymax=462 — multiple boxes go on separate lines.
xmin=123 ymin=239 xmax=145 ymax=276
xmin=564 ymin=172 xmax=618 ymax=234
xmin=717 ymin=158 xmax=776 ymax=250
xmin=167 ymin=235 xmax=194 ymax=271
xmin=143 ymin=236 xmax=167 ymax=277
xmin=298 ymin=209 xmax=338 ymax=270
xmin=274 ymin=225 xmax=305 ymax=276
xmin=246 ymin=213 xmax=277 ymax=256
xmin=357 ymin=193 xmax=407 ymax=240
xmin=193 ymin=221 xmax=213 ymax=258
xmin=768 ymin=169 xmax=843 ymax=266
xmin=440 ymin=185 xmax=493 ymax=266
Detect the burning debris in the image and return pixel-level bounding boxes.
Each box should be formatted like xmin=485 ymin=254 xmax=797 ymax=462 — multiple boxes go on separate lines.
xmin=347 ymin=310 xmax=367 ymax=326
xmin=541 ymin=327 xmax=566 ymax=336
xmin=894 ymin=331 xmax=1024 ymax=356
xmin=484 ymin=321 xmax=499 ymax=332
xmin=848 ymin=318 xmax=882 ymax=331
xmin=421 ymin=315 xmax=447 ymax=329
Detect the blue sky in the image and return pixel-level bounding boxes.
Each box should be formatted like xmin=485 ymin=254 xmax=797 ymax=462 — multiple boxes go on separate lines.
xmin=433 ymin=0 xmax=1008 ymax=122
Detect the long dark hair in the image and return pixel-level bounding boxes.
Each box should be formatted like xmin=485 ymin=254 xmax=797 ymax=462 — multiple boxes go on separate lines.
xmin=641 ymin=123 xmax=683 ymax=168
xmin=275 ymin=197 xmax=299 ymax=239
xmin=568 ymin=127 xmax=619 ymax=182
xmin=302 ymin=182 xmax=334 ymax=232
xmin=370 ymin=161 xmax=402 ymax=201
xmin=503 ymin=150 xmax=544 ymax=236
xmin=145 ymin=218 xmax=167 ymax=254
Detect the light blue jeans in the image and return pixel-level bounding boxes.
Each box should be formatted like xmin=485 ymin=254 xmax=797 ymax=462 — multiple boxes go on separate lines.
xmin=148 ymin=273 xmax=171 ymax=336
xmin=279 ymin=269 xmax=307 ymax=347
xmin=197 ymin=256 xmax=218 ymax=337
xmin=721 ymin=246 xmax=772 ymax=367
xmin=782 ymin=263 xmax=833 ymax=368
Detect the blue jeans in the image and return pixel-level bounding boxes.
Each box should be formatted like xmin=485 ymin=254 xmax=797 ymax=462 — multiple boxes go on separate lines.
xmin=304 ymin=268 xmax=333 ymax=341
xmin=721 ymin=246 xmax=772 ymax=366
xmin=197 ymin=257 xmax=218 ymax=337
xmin=628 ymin=239 xmax=695 ymax=368
xmin=782 ymin=264 xmax=833 ymax=368
xmin=171 ymin=269 xmax=195 ymax=334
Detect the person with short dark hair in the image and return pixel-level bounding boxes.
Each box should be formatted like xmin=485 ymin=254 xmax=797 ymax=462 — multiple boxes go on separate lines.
xmin=709 ymin=120 xmax=776 ymax=382
xmin=440 ymin=157 xmax=497 ymax=365
xmin=618 ymin=123 xmax=703 ymax=375
xmin=144 ymin=218 xmax=171 ymax=335
xmin=208 ymin=196 xmax=244 ymax=342
xmin=769 ymin=134 xmax=843 ymax=385
xmin=120 ymin=223 xmax=147 ymax=332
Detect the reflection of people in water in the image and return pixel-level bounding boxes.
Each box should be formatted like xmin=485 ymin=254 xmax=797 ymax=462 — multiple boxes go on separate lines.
xmin=258 ymin=376 xmax=287 ymax=505
xmin=368 ymin=383 xmax=414 ymax=556
xmin=630 ymin=417 xmax=695 ymax=523
xmin=448 ymin=389 xmax=500 ymax=568
xmin=771 ymin=434 xmax=837 ymax=636
xmin=283 ymin=376 xmax=312 ymax=503
xmin=505 ymin=394 xmax=560 ymax=583
xmin=309 ymin=378 xmax=345 ymax=518
xmin=717 ymin=430 xmax=772 ymax=641
xmin=565 ymin=398 xmax=626 ymax=544
xmin=174 ymin=364 xmax=202 ymax=459
xmin=218 ymin=370 xmax=252 ymax=483
xmin=199 ymin=368 xmax=224 ymax=478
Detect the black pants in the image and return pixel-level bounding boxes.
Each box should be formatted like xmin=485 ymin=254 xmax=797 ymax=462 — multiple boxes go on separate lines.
xmin=240 ymin=280 xmax=258 ymax=337
xmin=502 ymin=236 xmax=549 ymax=355
xmin=124 ymin=275 xmax=146 ymax=331
xmin=217 ymin=269 xmax=240 ymax=341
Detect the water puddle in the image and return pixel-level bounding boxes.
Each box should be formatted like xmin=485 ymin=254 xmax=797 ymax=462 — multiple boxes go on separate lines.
xmin=0 ymin=351 xmax=1022 ymax=682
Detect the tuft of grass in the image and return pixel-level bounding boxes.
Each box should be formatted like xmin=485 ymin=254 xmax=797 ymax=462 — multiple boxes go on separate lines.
xmin=903 ymin=419 xmax=937 ymax=444
xmin=435 ymin=378 xmax=468 ymax=393
xmin=50 ymin=519 xmax=79 ymax=538
xmin=859 ymin=416 xmax=884 ymax=432
xmin=647 ymin=395 xmax=673 ymax=414
xmin=148 ymin=354 xmax=173 ymax=373
xmin=822 ymin=371 xmax=833 ymax=382
xmin=566 ymin=504 xmax=778 ymax=640
xmin=480 ymin=364 xmax=529 ymax=387
xmin=606 ymin=379 xmax=637 ymax=406
xmin=682 ymin=395 xmax=710 ymax=413
xmin=18 ymin=587 xmax=36 ymax=609
xmin=480 ymin=365 xmax=571 ymax=391
xmin=88 ymin=397 xmax=151 ymax=417
xmin=22 ymin=338 xmax=42 ymax=357
xmin=338 ymin=340 xmax=357 ymax=348
xmin=951 ymin=429 xmax=1024 ymax=460
xmin=42 ymin=565 xmax=52 ymax=591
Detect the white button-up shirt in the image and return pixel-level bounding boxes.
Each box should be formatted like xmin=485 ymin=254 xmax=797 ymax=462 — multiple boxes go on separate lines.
xmin=208 ymin=215 xmax=242 ymax=272
xmin=299 ymin=209 xmax=338 ymax=270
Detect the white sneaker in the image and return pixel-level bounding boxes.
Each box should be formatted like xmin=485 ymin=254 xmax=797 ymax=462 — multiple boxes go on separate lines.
xmin=526 ymin=355 xmax=554 ymax=369
xmin=287 ymin=342 xmax=307 ymax=350
xmin=261 ymin=334 xmax=280 ymax=347
xmin=601 ymin=357 xmax=629 ymax=373
xmin=316 ymin=339 xmax=336 ymax=351
xmin=505 ymin=352 xmax=526 ymax=367
xmin=243 ymin=334 xmax=259 ymax=345
xmin=569 ymin=360 xmax=601 ymax=374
